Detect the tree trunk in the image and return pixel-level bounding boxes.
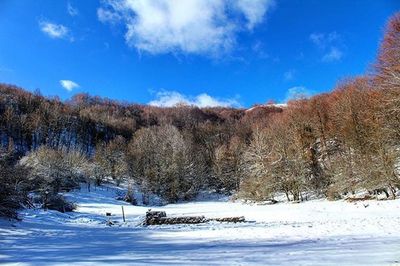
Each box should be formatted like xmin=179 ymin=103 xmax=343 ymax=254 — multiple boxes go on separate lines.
xmin=388 ymin=184 xmax=397 ymax=199
xmin=284 ymin=191 xmax=290 ymax=201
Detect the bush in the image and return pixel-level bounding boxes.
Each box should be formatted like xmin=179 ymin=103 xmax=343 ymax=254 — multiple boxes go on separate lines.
xmin=46 ymin=195 xmax=76 ymax=213
xmin=0 ymin=150 xmax=31 ymax=219
xmin=0 ymin=198 xmax=22 ymax=219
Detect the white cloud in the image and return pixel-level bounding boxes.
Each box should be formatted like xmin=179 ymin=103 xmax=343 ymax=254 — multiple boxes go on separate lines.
xmin=98 ymin=0 xmax=274 ymax=56
xmin=60 ymin=80 xmax=79 ymax=91
xmin=310 ymin=32 xmax=339 ymax=48
xmin=309 ymin=33 xmax=324 ymax=47
xmin=235 ymin=0 xmax=273 ymax=30
xmin=40 ymin=21 xmax=71 ymax=40
xmin=285 ymin=86 xmax=314 ymax=102
xmin=284 ymin=69 xmax=295 ymax=81
xmin=149 ymin=90 xmax=240 ymax=107
xmin=97 ymin=7 xmax=122 ymax=24
xmin=310 ymin=31 xmax=344 ymax=62
xmin=67 ymin=3 xmax=79 ymax=16
xmin=322 ymin=47 xmax=343 ymax=62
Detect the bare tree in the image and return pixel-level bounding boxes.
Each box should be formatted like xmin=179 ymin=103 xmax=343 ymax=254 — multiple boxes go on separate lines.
xmin=128 ymin=125 xmax=204 ymax=203
xmin=213 ymin=136 xmax=245 ymax=194
xmin=94 ymin=136 xmax=129 ymax=186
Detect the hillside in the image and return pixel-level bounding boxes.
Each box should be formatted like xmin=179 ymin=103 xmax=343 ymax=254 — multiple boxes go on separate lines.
xmin=1 ymin=183 xmax=399 ymax=265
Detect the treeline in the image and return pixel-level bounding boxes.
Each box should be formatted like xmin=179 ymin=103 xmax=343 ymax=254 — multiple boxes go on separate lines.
xmin=0 ymin=82 xmax=281 ymax=217
xmin=239 ymin=13 xmax=400 ymax=200
xmin=238 ymin=14 xmax=400 ymax=201
xmin=0 ymin=85 xmax=248 ymax=155
xmin=1 ymin=13 xmax=400 ymax=218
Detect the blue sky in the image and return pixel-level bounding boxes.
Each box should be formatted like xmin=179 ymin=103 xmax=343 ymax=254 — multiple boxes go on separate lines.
xmin=0 ymin=0 xmax=399 ymax=107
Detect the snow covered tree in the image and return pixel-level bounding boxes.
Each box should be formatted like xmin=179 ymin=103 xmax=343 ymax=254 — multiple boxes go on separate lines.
xmin=21 ymin=146 xmax=89 ymax=210
xmin=240 ymin=128 xmax=277 ymax=201
xmin=213 ymin=136 xmax=244 ymax=194
xmin=94 ymin=136 xmax=129 ymax=186
xmin=128 ymin=125 xmax=204 ymax=203
xmin=22 ymin=146 xmax=89 ymax=193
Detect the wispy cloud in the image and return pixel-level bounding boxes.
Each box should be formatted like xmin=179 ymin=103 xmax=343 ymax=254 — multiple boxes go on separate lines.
xmin=310 ymin=31 xmax=344 ymax=62
xmin=60 ymin=80 xmax=79 ymax=91
xmin=284 ymin=69 xmax=295 ymax=81
xmin=251 ymin=41 xmax=270 ymax=59
xmin=310 ymin=32 xmax=339 ymax=48
xmin=67 ymin=2 xmax=79 ymax=16
xmin=39 ymin=21 xmax=72 ymax=40
xmin=235 ymin=0 xmax=273 ymax=30
xmin=322 ymin=47 xmax=343 ymax=62
xmin=149 ymin=90 xmax=240 ymax=108
xmin=97 ymin=7 xmax=122 ymax=24
xmin=284 ymin=86 xmax=315 ymax=102
xmin=98 ymin=0 xmax=274 ymax=56
xmin=309 ymin=33 xmax=324 ymax=47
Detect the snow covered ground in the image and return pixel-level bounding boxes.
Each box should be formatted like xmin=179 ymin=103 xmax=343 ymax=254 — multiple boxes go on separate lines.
xmin=1 ymin=185 xmax=400 ymax=265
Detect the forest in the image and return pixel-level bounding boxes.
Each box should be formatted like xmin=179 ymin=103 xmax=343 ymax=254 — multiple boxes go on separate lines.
xmin=0 ymin=12 xmax=399 ymax=219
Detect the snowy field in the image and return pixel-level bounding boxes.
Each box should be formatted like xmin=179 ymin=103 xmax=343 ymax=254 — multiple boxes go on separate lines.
xmin=1 ymin=185 xmax=400 ymax=266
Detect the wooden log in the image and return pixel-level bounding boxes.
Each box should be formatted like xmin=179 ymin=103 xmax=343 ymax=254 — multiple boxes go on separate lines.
xmin=159 ymin=216 xmax=206 ymax=225
xmin=145 ymin=210 xmax=167 ymax=225
xmin=145 ymin=215 xmax=206 ymax=225
xmin=146 ymin=210 xmax=166 ymax=220
xmin=210 ymin=216 xmax=245 ymax=223
xmin=144 ymin=210 xmax=246 ymax=225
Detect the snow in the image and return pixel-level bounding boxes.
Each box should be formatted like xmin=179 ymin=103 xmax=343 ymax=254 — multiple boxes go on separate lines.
xmin=1 ymin=185 xmax=400 ymax=265
xmin=246 ymin=103 xmax=287 ymax=112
